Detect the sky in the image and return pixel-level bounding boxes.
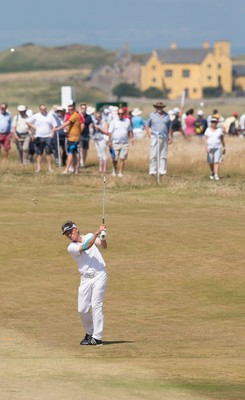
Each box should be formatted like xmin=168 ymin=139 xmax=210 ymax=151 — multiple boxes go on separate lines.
xmin=1 ymin=0 xmax=245 ymax=56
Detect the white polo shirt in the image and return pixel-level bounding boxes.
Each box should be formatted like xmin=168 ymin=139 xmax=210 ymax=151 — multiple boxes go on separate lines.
xmin=204 ymin=127 xmax=223 ymax=149
xmin=28 ymin=112 xmax=57 ymax=138
xmin=67 ymin=234 xmax=106 ymax=276
xmin=108 ymin=118 xmax=132 ymax=144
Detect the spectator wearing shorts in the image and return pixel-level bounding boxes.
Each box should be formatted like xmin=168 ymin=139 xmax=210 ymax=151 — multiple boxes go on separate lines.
xmin=0 ymin=103 xmax=12 ymax=162
xmin=108 ymin=108 xmax=134 ymax=177
xmin=204 ymin=116 xmax=226 ymax=181
xmin=54 ymin=102 xmax=83 ymax=174
xmin=27 ymin=104 xmax=57 ymax=172
xmin=12 ymin=105 xmax=32 ymax=164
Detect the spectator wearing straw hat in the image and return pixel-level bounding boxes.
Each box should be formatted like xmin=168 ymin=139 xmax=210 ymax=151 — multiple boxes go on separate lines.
xmin=131 ymin=108 xmax=145 ymax=139
xmin=145 ymin=102 xmax=172 ymax=176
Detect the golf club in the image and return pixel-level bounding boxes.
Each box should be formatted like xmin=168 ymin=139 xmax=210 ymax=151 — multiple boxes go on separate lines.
xmin=100 ymin=176 xmax=107 ymax=239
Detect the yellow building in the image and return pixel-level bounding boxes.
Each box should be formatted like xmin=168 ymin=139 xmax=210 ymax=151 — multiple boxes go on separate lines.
xmin=140 ymin=41 xmax=232 ymax=100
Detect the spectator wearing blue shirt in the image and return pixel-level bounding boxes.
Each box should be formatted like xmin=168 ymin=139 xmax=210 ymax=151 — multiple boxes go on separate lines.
xmin=131 ymin=108 xmax=145 ymax=139
xmin=0 ymin=103 xmax=12 ymax=162
xmin=145 ymin=102 xmax=172 ymax=176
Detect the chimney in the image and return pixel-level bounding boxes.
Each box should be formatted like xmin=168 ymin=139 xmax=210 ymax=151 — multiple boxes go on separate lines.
xmin=170 ymin=42 xmax=177 ymax=49
xmin=202 ymin=41 xmax=210 ymax=49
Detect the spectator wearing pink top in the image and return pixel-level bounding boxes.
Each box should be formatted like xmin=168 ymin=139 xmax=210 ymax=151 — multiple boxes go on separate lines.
xmin=184 ymin=108 xmax=196 ymax=135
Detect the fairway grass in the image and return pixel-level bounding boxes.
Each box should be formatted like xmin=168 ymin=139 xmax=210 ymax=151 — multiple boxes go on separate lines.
xmin=0 ymin=138 xmax=244 ymax=400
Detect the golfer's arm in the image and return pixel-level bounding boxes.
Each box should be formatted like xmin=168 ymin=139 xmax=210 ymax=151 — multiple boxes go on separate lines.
xmin=79 ymin=232 xmax=100 ymax=253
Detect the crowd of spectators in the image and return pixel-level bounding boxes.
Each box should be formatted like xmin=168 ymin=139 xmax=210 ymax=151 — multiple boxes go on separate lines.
xmin=0 ymin=101 xmax=244 ymax=178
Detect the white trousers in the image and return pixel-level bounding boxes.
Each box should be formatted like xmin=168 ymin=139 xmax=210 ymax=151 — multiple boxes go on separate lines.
xmin=78 ymin=271 xmax=107 ymax=340
xmin=149 ymin=136 xmax=168 ymax=175
xmin=94 ymin=140 xmax=107 ymax=161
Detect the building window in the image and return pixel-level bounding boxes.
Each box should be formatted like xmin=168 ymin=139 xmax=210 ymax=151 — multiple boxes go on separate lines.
xmin=207 ymin=64 xmax=212 ymax=68
xmin=165 ymin=69 xmax=173 ymax=77
xmin=182 ymin=69 xmax=190 ymax=78
xmin=207 ymin=76 xmax=212 ymax=80
xmin=152 ymin=78 xmax=156 ymax=82
xmin=152 ymin=65 xmax=156 ymax=70
xmin=193 ymin=88 xmax=197 ymax=93
xmin=218 ymin=63 xmax=222 ymax=69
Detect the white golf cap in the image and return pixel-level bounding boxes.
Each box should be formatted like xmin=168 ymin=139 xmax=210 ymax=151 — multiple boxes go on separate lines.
xmin=197 ymin=110 xmax=203 ymax=116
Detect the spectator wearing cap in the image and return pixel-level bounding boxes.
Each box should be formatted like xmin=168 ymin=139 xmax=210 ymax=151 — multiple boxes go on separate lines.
xmin=12 ymin=105 xmax=32 ymax=164
xmin=194 ymin=110 xmax=207 ymax=137
xmin=0 ymin=103 xmax=12 ymax=162
xmin=223 ymin=112 xmax=239 ymax=136
xmin=207 ymin=109 xmax=224 ymax=128
xmin=145 ymin=102 xmax=172 ymax=176
xmin=92 ymin=111 xmax=109 ymax=174
xmin=171 ymin=108 xmax=186 ymax=140
xmin=131 ymin=108 xmax=145 ymax=139
xmin=204 ymin=116 xmax=226 ymax=181
xmin=79 ymin=103 xmax=95 ymax=168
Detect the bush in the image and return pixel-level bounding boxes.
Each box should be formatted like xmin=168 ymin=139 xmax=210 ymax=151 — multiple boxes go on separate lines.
xmin=203 ymin=86 xmax=223 ymax=98
xmin=142 ymin=87 xmax=164 ymax=98
xmin=112 ymin=83 xmax=142 ymax=99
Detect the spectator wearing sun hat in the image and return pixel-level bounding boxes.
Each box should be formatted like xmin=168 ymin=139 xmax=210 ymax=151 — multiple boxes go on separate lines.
xmin=145 ymin=102 xmax=172 ymax=176
xmin=204 ymin=116 xmax=226 ymax=181
xmin=12 ymin=105 xmax=32 ymax=164
xmin=131 ymin=108 xmax=145 ymax=139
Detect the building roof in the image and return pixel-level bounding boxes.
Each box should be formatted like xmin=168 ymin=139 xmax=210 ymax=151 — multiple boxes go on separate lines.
xmin=233 ymin=64 xmax=245 ymax=77
xmin=155 ymin=48 xmax=211 ymax=64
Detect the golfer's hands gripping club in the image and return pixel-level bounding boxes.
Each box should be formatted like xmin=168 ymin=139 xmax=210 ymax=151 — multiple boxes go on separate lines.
xmin=97 ymin=224 xmax=106 ymax=240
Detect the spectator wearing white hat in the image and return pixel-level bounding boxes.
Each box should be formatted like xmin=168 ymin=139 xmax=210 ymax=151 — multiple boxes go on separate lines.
xmin=171 ymin=108 xmax=186 ymax=139
xmin=204 ymin=116 xmax=226 ymax=181
xmin=12 ymin=105 xmax=32 ymax=164
xmin=131 ymin=108 xmax=145 ymax=139
xmin=194 ymin=110 xmax=207 ymax=136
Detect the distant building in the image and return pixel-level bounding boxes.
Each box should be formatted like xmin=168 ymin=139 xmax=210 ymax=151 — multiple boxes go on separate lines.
xmin=233 ymin=64 xmax=245 ymax=91
xmin=140 ymin=41 xmax=232 ymax=100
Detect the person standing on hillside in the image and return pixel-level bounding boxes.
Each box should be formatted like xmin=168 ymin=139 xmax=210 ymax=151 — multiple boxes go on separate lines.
xmin=27 ymin=104 xmax=57 ymax=172
xmin=145 ymin=102 xmax=172 ymax=176
xmin=61 ymin=220 xmax=108 ymax=346
xmin=0 ymin=103 xmax=12 ymax=162
xmin=54 ymin=101 xmax=84 ymax=174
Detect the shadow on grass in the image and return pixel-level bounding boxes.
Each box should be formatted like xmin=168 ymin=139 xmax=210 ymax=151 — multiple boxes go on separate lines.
xmin=103 ymin=340 xmax=135 ymax=345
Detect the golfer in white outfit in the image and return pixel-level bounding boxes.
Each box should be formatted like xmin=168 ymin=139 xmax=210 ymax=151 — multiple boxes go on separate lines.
xmin=62 ymin=220 xmax=107 ymax=346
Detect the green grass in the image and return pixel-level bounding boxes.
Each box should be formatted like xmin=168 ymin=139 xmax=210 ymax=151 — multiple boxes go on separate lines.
xmin=0 ymin=44 xmax=115 ymax=72
xmin=0 ymin=141 xmax=244 ymax=400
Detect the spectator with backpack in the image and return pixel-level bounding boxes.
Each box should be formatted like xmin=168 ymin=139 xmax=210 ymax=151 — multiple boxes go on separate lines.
xmin=223 ymin=112 xmax=239 ymax=136
xmin=194 ymin=110 xmax=207 ymax=137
